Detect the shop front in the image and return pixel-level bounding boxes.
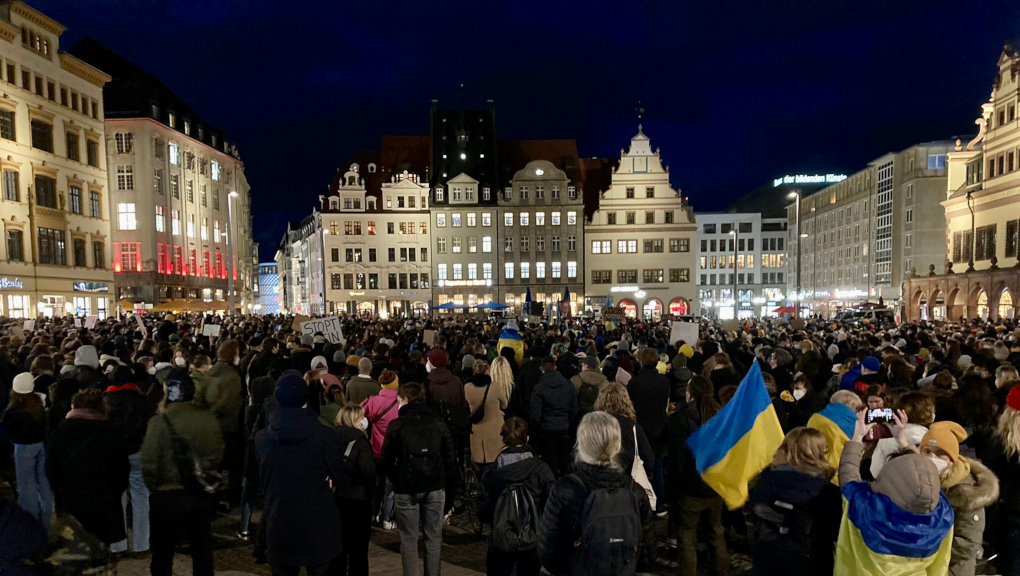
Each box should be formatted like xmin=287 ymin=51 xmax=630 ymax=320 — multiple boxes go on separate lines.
xmin=0 ymin=275 xmax=111 ymax=319
xmin=332 ymin=289 xmax=430 ymax=318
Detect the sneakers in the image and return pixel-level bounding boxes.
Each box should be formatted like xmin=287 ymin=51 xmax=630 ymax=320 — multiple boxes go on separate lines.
xmin=382 ymin=521 xmax=396 ymax=530
xmin=236 ymin=531 xmax=250 ymax=541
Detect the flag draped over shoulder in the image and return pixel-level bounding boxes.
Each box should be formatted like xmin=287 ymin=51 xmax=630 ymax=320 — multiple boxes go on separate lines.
xmin=496 ymin=327 xmax=524 ymax=363
xmin=686 ymin=361 xmax=784 ymax=509
xmin=807 ymin=403 xmax=857 ymax=481
xmin=835 ymin=482 xmax=954 ymax=575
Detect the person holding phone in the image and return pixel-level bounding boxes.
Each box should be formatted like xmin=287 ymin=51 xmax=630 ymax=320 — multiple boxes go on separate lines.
xmin=871 ymin=392 xmax=934 ymax=478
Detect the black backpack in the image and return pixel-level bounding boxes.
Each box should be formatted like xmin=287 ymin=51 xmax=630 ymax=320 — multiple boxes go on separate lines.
xmin=438 ymin=400 xmax=471 ymax=437
xmin=751 ymin=497 xmax=816 ymax=559
xmin=571 ymin=479 xmax=642 ymax=576
xmin=490 ymin=483 xmax=540 ymax=553
xmin=400 ymin=413 xmax=444 ymax=485
xmin=577 ymin=381 xmax=600 ymax=413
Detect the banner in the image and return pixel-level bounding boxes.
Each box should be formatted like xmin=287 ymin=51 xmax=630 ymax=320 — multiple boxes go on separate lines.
xmin=602 ymin=307 xmax=626 ymax=322
xmin=300 ymin=316 xmax=344 ymax=344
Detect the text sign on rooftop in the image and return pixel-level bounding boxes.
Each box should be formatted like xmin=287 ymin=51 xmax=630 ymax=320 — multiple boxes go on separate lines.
xmin=773 ymin=174 xmax=847 ymax=187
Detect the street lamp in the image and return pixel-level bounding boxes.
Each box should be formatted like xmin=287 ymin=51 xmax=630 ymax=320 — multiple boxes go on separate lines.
xmin=227 ymin=190 xmax=239 ymax=317
xmin=788 ymin=190 xmax=802 ymax=317
xmin=730 ymin=228 xmax=738 ymax=319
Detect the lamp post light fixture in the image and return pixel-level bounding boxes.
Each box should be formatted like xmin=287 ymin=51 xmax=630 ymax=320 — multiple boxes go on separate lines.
xmin=227 ymin=190 xmax=239 ymax=316
xmin=730 ymin=228 xmax=738 ymax=320
xmin=788 ymin=190 xmax=802 ymax=318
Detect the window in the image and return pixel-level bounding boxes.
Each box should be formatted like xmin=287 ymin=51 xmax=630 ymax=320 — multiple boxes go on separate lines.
xmin=521 ymin=237 xmax=529 ymax=252
xmin=0 ymin=109 xmax=13 ymax=141
xmin=568 ymin=261 xmax=577 ymax=278
xmin=520 ymin=213 xmax=529 ymax=226
xmin=168 ymin=143 xmax=179 ymax=165
xmin=115 ymin=133 xmax=133 ymax=154
xmin=521 ymin=262 xmax=530 ymax=279
xmin=519 ymin=186 xmax=528 ymax=200
xmin=170 ymin=174 xmax=180 ymax=199
xmin=93 ymin=241 xmax=104 ymax=269
xmin=115 ymin=165 xmax=134 ymax=191
xmin=436 ymin=187 xmax=444 ymax=202
xmin=437 ymin=237 xmax=447 ymax=253
xmin=553 ymin=262 xmax=562 ymax=278
xmin=213 ymin=190 xmax=220 ymax=210
xmin=552 ymin=236 xmax=561 ymax=251
xmin=927 ymin=154 xmax=946 ymax=169
xmin=643 ymin=269 xmax=665 ymax=283
xmin=201 ymin=218 xmax=208 ymax=240
xmin=451 ymin=213 xmax=461 ymax=227
xmin=35 ymin=175 xmax=56 ymax=208
xmin=85 ymin=139 xmax=99 ymax=167
xmin=626 ymin=212 xmax=635 ymax=225
xmin=421 ymin=248 xmax=428 ymax=262
xmin=0 ymin=170 xmax=17 ymax=202
xmin=482 ymin=236 xmax=492 ymax=253
xmin=536 ymin=237 xmax=545 ymax=252
xmin=905 ymin=233 xmax=912 ymax=248
xmin=905 ymin=209 xmax=913 ymax=223
xmin=607 ymin=213 xmax=616 ymax=225
xmin=436 ymin=213 xmax=446 ymax=227
xmin=591 ymin=270 xmax=611 ymax=284
xmin=536 ymin=262 xmax=546 ymax=279
xmin=618 ymin=270 xmax=637 ymax=283
xmin=214 ymin=220 xmax=221 ymax=242
xmin=452 ymin=237 xmax=462 ymax=253
xmin=331 ymin=247 xmax=339 ymax=262
xmin=505 ymin=237 xmax=513 ymax=252
xmin=438 ymin=264 xmax=448 ymax=281
xmin=186 ymin=181 xmax=194 ymax=203
xmin=331 ymin=274 xmax=341 ymax=290
xmin=643 ymin=239 xmax=663 ymax=253
xmin=118 ymin=203 xmax=136 ymax=230
xmin=66 ymin=185 xmax=81 ymax=215
xmin=453 ymin=264 xmax=462 ymax=280
xmin=186 ymin=215 xmax=195 ymax=238
xmin=670 ymin=268 xmax=690 ymax=283
xmin=171 ymin=210 xmax=181 ymax=235
xmin=483 ymin=263 xmax=492 ymax=279
xmin=30 ymin=119 xmax=52 ymax=152
xmin=467 ymin=213 xmax=476 ymax=227
xmin=504 ymin=263 xmax=514 ymax=279
xmin=155 ymin=206 xmax=165 ymax=232
xmin=468 ymin=263 xmax=477 ymax=279
xmin=536 ymin=186 xmax=544 ymax=199
xmin=646 ymin=211 xmax=655 ymax=224
xmin=388 ymin=248 xmax=395 ymax=262
xmin=536 ymin=212 xmax=545 ymax=226
xmin=37 ymin=227 xmax=66 ymax=265
xmin=567 ymin=211 xmax=577 ymax=225
xmin=468 ymin=237 xmax=477 ymax=253
xmin=552 ymin=212 xmax=561 ymax=225
xmin=1008 ymin=220 xmax=1020 ymax=258
xmin=7 ymin=229 xmax=23 ymax=261
xmin=626 ymin=187 xmax=635 ymax=198
xmin=482 ymin=212 xmax=491 ymax=227
xmin=975 ymin=224 xmax=996 ymax=261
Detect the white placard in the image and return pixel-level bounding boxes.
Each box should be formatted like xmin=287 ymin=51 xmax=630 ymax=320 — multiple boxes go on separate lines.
xmin=135 ymin=314 xmax=148 ymax=338
xmin=84 ymin=315 xmax=98 ymax=329
xmin=73 ymin=318 xmax=82 ymax=328
xmin=300 ymin=316 xmax=344 ymax=344
xmin=670 ymin=321 xmax=699 ymax=347
xmin=202 ymin=323 xmax=221 ymax=337
xmin=22 ymin=319 xmax=34 ymax=331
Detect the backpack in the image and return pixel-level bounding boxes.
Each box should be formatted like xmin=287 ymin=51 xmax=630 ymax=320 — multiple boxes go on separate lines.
xmin=162 ymin=414 xmax=228 ymax=495
xmin=400 ymin=414 xmax=444 ymax=486
xmin=751 ymin=497 xmax=816 ymax=559
xmin=577 ymin=381 xmax=600 ymax=413
xmin=438 ymin=400 xmax=471 ymax=437
xmin=491 ymin=483 xmax=540 ymax=552
xmin=571 ymin=479 xmax=642 ymax=576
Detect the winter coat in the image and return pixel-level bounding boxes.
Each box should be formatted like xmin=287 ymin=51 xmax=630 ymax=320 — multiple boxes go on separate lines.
xmin=0 ymin=402 xmax=45 ymax=445
xmin=333 ymin=425 xmax=377 ymax=501
xmin=529 ymin=370 xmax=579 ymax=432
xmin=570 ymin=370 xmax=610 ymax=394
xmin=427 ymin=367 xmax=465 ymax=407
xmin=667 ymin=400 xmax=717 ymax=500
xmin=140 ymin=402 xmax=224 ymax=492
xmin=317 ymin=402 xmax=342 ymax=428
xmin=971 ymin=431 xmax=1020 ymax=517
xmin=49 ymin=376 xmax=86 ymax=431
xmin=783 ymin=391 xmax=827 ymax=429
xmin=612 ymin=414 xmax=654 ymax=481
xmin=0 ymin=496 xmax=48 ymax=576
xmin=104 ymin=383 xmax=156 ymax=454
xmin=505 ymin=359 xmax=542 ymax=421
xmin=196 ymin=362 xmax=243 ymax=435
xmin=402 ymin=362 xmax=429 ymax=387
xmin=346 ymin=375 xmax=380 ymax=406
xmin=477 ymin=447 xmax=555 ymax=525
xmin=246 ymin=351 xmax=279 ymax=383
xmin=361 ymin=389 xmax=400 ymax=458
xmin=748 ymin=464 xmax=842 ymax=576
xmin=380 ymin=403 xmax=458 ymax=495
xmin=465 ymin=375 xmax=508 ymax=464
xmin=256 ymin=407 xmax=344 ymax=567
xmin=46 ymin=415 xmax=129 ymax=544
xmin=709 ymin=367 xmax=741 ymax=396
xmin=945 ymin=458 xmax=1000 ymax=576
xmin=628 ymin=367 xmax=670 ymax=454
xmin=62 ymin=365 xmax=106 ymax=391
xmin=870 ymin=423 xmax=928 ymax=478
xmin=537 ymin=462 xmax=654 ymax=576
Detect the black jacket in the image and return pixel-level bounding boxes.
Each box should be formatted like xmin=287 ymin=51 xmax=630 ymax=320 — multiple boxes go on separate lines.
xmin=46 ymin=416 xmax=129 ymax=545
xmin=612 ymin=415 xmax=654 ymax=480
xmin=246 ymin=351 xmax=279 ymax=383
xmin=748 ymin=465 xmax=842 ymax=576
xmin=333 ymin=425 xmax=377 ymax=501
xmin=506 ymin=359 xmax=542 ymax=421
xmin=380 ymin=403 xmax=458 ymax=495
xmin=529 ymin=370 xmax=579 ymax=432
xmin=402 ymin=362 xmax=428 ymax=387
xmin=667 ymin=401 xmax=718 ymax=500
xmin=628 ymin=367 xmax=671 ymax=454
xmin=256 ymin=407 xmax=345 ymax=567
xmin=104 ymin=383 xmax=155 ymax=454
xmin=537 ymin=462 xmax=654 ymax=576
xmin=709 ymin=367 xmax=741 ymax=396
xmin=783 ymin=391 xmax=827 ymax=429
xmin=478 ymin=447 xmax=555 ymax=525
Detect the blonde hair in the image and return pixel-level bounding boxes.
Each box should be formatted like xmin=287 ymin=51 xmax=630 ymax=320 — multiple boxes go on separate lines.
xmin=593 ymin=383 xmax=636 ymax=420
xmin=999 ymin=407 xmax=1020 ymax=459
xmin=830 ymin=390 xmax=862 ymax=411
xmin=473 ymin=359 xmax=490 ymax=375
xmin=575 ymin=411 xmax=621 ymax=469
xmin=772 ymin=427 xmax=834 ymax=480
xmin=490 ymin=356 xmax=514 ymax=401
xmin=304 ymin=370 xmax=322 ymax=386
xmin=336 ymin=404 xmax=365 ymax=429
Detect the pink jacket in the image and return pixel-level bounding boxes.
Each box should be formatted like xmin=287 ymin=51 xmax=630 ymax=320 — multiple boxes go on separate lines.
xmin=361 ymin=389 xmax=400 ymax=457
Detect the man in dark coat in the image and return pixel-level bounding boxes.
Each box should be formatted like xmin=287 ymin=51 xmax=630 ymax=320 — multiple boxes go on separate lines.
xmin=505 ymin=347 xmax=543 ymax=422
xmin=628 ymin=348 xmax=671 ymax=512
xmin=105 ymin=366 xmax=156 ymax=553
xmin=529 ymin=356 xmax=578 ymax=477
xmin=245 ymin=337 xmax=280 ymax=384
xmin=256 ymin=373 xmax=345 ymax=574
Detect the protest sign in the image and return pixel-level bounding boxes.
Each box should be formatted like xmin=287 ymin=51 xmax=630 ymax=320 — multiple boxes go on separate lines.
xmin=602 ymin=307 xmax=626 ymax=323
xmin=73 ymin=318 xmax=82 ymax=328
xmin=84 ymin=315 xmax=98 ymax=329
xmin=10 ymin=325 xmax=23 ymax=339
xmin=721 ymin=319 xmax=740 ymax=333
xmin=202 ymin=323 xmax=221 ymax=337
xmin=135 ymin=314 xmax=148 ymax=338
xmin=791 ymin=319 xmax=806 ymax=330
xmin=670 ymin=321 xmax=699 ymax=347
xmin=291 ymin=314 xmax=311 ymax=332
xmin=423 ymin=329 xmax=436 ymax=347
xmin=22 ymin=319 xmax=34 ymax=331
xmin=299 ymin=316 xmax=344 ymax=344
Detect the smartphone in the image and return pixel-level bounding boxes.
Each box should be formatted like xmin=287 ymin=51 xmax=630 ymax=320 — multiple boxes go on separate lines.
xmin=866 ymin=408 xmax=893 ymax=425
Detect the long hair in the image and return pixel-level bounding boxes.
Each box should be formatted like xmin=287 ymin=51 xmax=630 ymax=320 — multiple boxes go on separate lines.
xmin=999 ymin=407 xmax=1020 ymax=459
xmin=772 ymin=427 xmax=834 ymax=480
xmin=594 ymin=383 xmax=636 ymax=420
xmin=5 ymin=391 xmax=44 ymax=421
xmin=336 ymin=404 xmax=365 ymax=429
xmin=688 ymin=375 xmax=720 ymax=424
xmin=575 ymin=411 xmax=621 ymax=469
xmin=490 ymin=356 xmax=514 ymax=401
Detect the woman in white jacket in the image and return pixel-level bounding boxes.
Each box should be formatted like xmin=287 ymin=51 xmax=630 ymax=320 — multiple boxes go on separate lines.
xmin=870 ymin=391 xmax=934 ymax=478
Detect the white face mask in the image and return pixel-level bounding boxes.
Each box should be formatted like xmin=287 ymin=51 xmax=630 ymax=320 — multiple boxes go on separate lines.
xmin=147 ymin=366 xmax=157 ymax=375
xmin=357 ymin=418 xmax=369 ymax=431
xmin=929 ymin=456 xmax=949 ymax=474
xmin=175 ymin=357 xmax=187 ymax=367
xmin=426 ymin=360 xmax=434 ymax=373
xmin=792 ymin=389 xmax=807 ymax=401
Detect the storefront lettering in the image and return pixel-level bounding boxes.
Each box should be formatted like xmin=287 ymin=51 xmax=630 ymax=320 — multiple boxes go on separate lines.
xmin=0 ymin=277 xmax=24 ymax=289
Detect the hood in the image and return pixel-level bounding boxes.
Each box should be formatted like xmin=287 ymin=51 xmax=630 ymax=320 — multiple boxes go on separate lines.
xmin=840 ymin=365 xmax=862 ymax=388
xmin=947 ymin=457 xmax=1000 ymax=510
xmin=576 ymin=370 xmax=609 ymax=386
xmin=334 ymin=425 xmax=366 ymax=445
xmin=75 ymin=345 xmax=99 ymax=368
xmin=843 ymin=480 xmax=954 ymax=557
xmin=468 ymin=374 xmax=492 ymax=388
xmin=249 ymin=375 xmax=276 ymax=406
xmin=574 ymin=461 xmax=629 ymax=490
xmin=759 ymin=465 xmax=833 ymax=504
xmin=872 ymin=451 xmax=943 ymax=514
xmin=427 ymin=367 xmax=458 ymax=385
xmin=266 ymin=407 xmax=321 ymax=445
xmin=99 ymin=354 xmax=124 ymax=366
xmin=493 ymin=448 xmax=546 ymax=481
xmin=154 ymin=361 xmax=173 ymax=371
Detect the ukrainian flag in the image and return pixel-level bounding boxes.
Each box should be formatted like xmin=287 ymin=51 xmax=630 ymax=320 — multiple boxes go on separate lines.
xmin=686 ymin=361 xmax=784 ymax=509
xmin=807 ymin=403 xmax=857 ymax=481
xmin=835 ymin=481 xmax=954 ymax=575
xmin=497 ymin=327 xmax=524 ymax=363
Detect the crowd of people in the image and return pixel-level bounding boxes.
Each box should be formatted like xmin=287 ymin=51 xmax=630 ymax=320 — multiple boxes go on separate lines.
xmin=0 ymin=311 xmax=1018 ymax=576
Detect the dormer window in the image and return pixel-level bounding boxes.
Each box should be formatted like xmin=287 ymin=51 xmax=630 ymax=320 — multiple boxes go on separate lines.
xmin=330 ymin=198 xmax=338 ymax=209
xmin=466 ymin=187 xmax=475 ymax=201
xmin=568 ymin=186 xmax=577 ymax=199
xmin=344 ymin=198 xmax=352 ymax=210
xmin=368 ymin=198 xmax=377 ymax=210
xmin=436 ymin=187 xmax=444 ymax=202
xmin=453 ymin=187 xmax=462 ymax=201
xmin=353 ymin=198 xmax=362 ymax=210
xmin=504 ymin=187 xmax=512 ymax=201
xmin=482 ymin=187 xmax=491 ymax=201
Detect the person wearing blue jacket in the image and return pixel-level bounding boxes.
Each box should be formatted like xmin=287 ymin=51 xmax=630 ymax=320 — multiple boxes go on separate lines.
xmin=529 ymin=356 xmax=578 ymax=477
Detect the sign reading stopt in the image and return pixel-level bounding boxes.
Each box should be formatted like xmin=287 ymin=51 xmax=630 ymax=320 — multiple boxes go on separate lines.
xmin=299 ymin=316 xmax=344 ymax=344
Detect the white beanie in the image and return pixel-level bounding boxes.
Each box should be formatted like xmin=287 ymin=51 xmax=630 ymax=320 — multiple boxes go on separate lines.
xmin=827 ymin=344 xmax=839 ymax=359
xmin=12 ymin=372 xmax=34 ymax=394
xmin=311 ymin=355 xmax=329 ymax=373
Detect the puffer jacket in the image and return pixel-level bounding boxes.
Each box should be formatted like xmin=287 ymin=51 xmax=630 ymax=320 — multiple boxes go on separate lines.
xmin=570 ymin=369 xmax=610 ymax=393
xmin=945 ymin=458 xmax=1000 ymax=576
xmin=196 ymin=362 xmax=243 ymax=434
xmin=362 ymin=389 xmax=400 ymax=457
xmin=477 ymin=447 xmax=555 ymax=525
xmin=529 ymin=370 xmax=578 ymax=432
xmin=140 ymin=402 xmax=224 ymax=492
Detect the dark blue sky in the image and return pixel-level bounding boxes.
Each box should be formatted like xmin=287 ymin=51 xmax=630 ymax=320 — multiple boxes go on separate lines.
xmin=35 ymin=0 xmax=1014 ymax=261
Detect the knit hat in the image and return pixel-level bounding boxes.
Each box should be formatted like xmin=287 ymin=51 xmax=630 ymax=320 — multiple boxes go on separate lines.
xmin=311 ymin=355 xmax=329 ymax=374
xmin=333 ymin=350 xmax=347 ymax=364
xmin=275 ymin=373 xmax=309 ymax=408
xmin=74 ymin=345 xmax=100 ymax=369
xmin=12 ymin=372 xmax=34 ymax=394
xmin=679 ymin=344 xmax=694 ymax=358
xmin=861 ymin=356 xmax=881 ymax=372
xmin=461 ymin=354 xmax=476 ymax=373
xmin=427 ymin=349 xmax=449 ymax=368
xmin=957 ymin=355 xmax=972 ymax=369
xmin=895 ymin=339 xmax=907 ymax=350
xmin=615 ymin=367 xmax=632 ymax=385
xmin=379 ymin=371 xmax=399 ymax=390
xmin=164 ymin=369 xmax=196 ymax=404
xmin=300 ymin=334 xmax=314 ymax=346
xmin=827 ymin=344 xmax=839 ymax=359
xmin=583 ymin=355 xmax=600 ymax=371
xmin=656 ymin=361 xmax=668 ymax=375
xmin=920 ymin=421 xmax=968 ymax=462
xmin=346 ymin=355 xmax=361 ymax=368
xmin=1006 ymin=385 xmax=1020 ymax=411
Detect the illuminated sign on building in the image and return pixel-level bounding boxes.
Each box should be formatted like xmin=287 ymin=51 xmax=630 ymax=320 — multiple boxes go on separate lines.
xmin=0 ymin=277 xmax=24 ymax=289
xmin=436 ymin=279 xmax=492 ymax=288
xmin=72 ymin=282 xmax=110 ymax=293
xmin=773 ymin=174 xmax=848 ymax=187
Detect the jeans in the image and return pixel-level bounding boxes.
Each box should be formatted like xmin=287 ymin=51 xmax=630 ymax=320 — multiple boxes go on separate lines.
xmin=393 ymin=490 xmax=445 ymax=576
xmin=372 ymin=467 xmax=395 ymax=522
xmin=111 ymin=452 xmax=149 ymax=553
xmin=651 ymin=454 xmax=666 ymax=513
xmin=14 ymin=442 xmax=52 ymax=531
xmin=335 ymin=498 xmax=372 ymax=576
xmin=239 ymin=475 xmax=257 ymax=533
xmin=485 ymin=547 xmax=541 ymax=576
xmin=150 ymin=490 xmax=215 ymax=576
xmin=533 ymin=430 xmax=571 ymax=477
xmin=675 ymin=493 xmax=728 ymax=576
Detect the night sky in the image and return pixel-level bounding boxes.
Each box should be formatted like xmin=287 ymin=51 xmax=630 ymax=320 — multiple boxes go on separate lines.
xmin=35 ymin=0 xmax=1015 ymax=261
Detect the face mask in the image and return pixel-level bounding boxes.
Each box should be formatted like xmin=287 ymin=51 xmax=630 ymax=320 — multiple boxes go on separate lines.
xmin=234 ymin=356 xmax=241 ymax=366
xmin=792 ymin=389 xmax=807 ymax=401
xmin=426 ymin=360 xmax=434 ymax=373
xmin=929 ymin=456 xmax=949 ymax=474
xmin=175 ymin=357 xmax=187 ymax=367
xmin=147 ymin=366 xmax=157 ymax=375
xmin=357 ymin=418 xmax=369 ymax=432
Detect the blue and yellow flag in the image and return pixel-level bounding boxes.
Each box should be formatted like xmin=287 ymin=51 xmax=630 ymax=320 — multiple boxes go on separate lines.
xmin=835 ymin=482 xmax=954 ymax=575
xmin=807 ymin=403 xmax=857 ymax=481
xmin=496 ymin=327 xmax=524 ymax=363
xmin=686 ymin=361 xmax=784 ymax=509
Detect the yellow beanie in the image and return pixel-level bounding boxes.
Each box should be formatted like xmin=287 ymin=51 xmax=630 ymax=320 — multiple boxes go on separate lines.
xmin=920 ymin=421 xmax=967 ymax=462
xmin=679 ymin=344 xmax=694 ymax=358
xmin=379 ymin=371 xmax=399 ymax=390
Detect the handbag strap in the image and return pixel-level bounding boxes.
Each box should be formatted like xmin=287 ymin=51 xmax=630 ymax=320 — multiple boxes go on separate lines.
xmin=472 ymin=381 xmax=491 ymax=417
xmin=370 ymin=398 xmax=399 ymax=425
xmin=344 ymin=439 xmax=357 ymax=458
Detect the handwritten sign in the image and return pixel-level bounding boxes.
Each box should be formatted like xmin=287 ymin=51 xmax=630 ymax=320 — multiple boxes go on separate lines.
xmin=291 ymin=314 xmax=311 ymax=333
xmin=135 ymin=314 xmax=148 ymax=338
xmin=299 ymin=316 xmax=344 ymax=344
xmin=602 ymin=307 xmax=626 ymax=323
xmin=670 ymin=321 xmax=699 ymax=347
xmin=84 ymin=315 xmax=98 ymax=329
xmin=423 ymin=329 xmax=436 ymax=347
xmin=201 ymin=323 xmax=221 ymax=337
xmin=73 ymin=318 xmax=82 ymax=328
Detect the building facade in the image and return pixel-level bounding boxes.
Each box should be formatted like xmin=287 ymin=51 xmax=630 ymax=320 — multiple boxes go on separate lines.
xmin=276 ymin=214 xmax=323 ymax=316
xmin=500 ymin=159 xmax=584 ymax=315
xmin=0 ymin=3 xmax=114 ymax=318
xmin=69 ymin=39 xmax=256 ymax=312
xmin=584 ymin=126 xmax=696 ymax=319
xmin=257 ymin=261 xmax=279 ymax=314
xmin=695 ymin=213 xmax=787 ymax=319
xmin=788 ymin=141 xmax=954 ymax=318
xmin=320 ymin=165 xmax=431 ymax=317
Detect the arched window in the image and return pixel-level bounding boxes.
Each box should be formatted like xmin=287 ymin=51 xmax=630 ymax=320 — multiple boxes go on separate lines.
xmin=1000 ymin=288 xmax=1014 ymax=319
xmin=367 ymin=163 xmax=377 ymax=173
xmin=977 ymin=290 xmax=989 ymax=319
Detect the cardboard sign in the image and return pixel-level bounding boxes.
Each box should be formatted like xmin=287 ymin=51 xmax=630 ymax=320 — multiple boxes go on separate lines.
xmin=721 ymin=319 xmax=740 ymax=333
xmin=670 ymin=321 xmax=699 ymax=347
xmin=73 ymin=318 xmax=82 ymax=328
xmin=291 ymin=314 xmax=311 ymax=332
xmin=134 ymin=314 xmax=148 ymax=338
xmin=9 ymin=324 xmax=23 ymax=339
xmin=299 ymin=316 xmax=344 ymax=344
xmin=602 ymin=307 xmax=626 ymax=322
xmin=423 ymin=329 xmax=436 ymax=347
xmin=201 ymin=323 xmax=221 ymax=337
xmin=791 ymin=319 xmax=806 ymax=330
xmin=84 ymin=315 xmax=98 ymax=329
xmin=22 ymin=319 xmax=34 ymax=331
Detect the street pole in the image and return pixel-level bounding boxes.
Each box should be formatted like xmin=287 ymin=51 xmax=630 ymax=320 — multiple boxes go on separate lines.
xmin=789 ymin=190 xmax=802 ymax=318
xmin=227 ymin=190 xmax=238 ymax=317
xmin=731 ymin=228 xmax=738 ymax=320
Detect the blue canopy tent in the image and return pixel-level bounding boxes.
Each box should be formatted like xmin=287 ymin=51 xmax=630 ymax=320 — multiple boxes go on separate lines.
xmin=474 ymin=301 xmax=508 ymax=309
xmin=431 ymin=302 xmax=462 ymax=310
